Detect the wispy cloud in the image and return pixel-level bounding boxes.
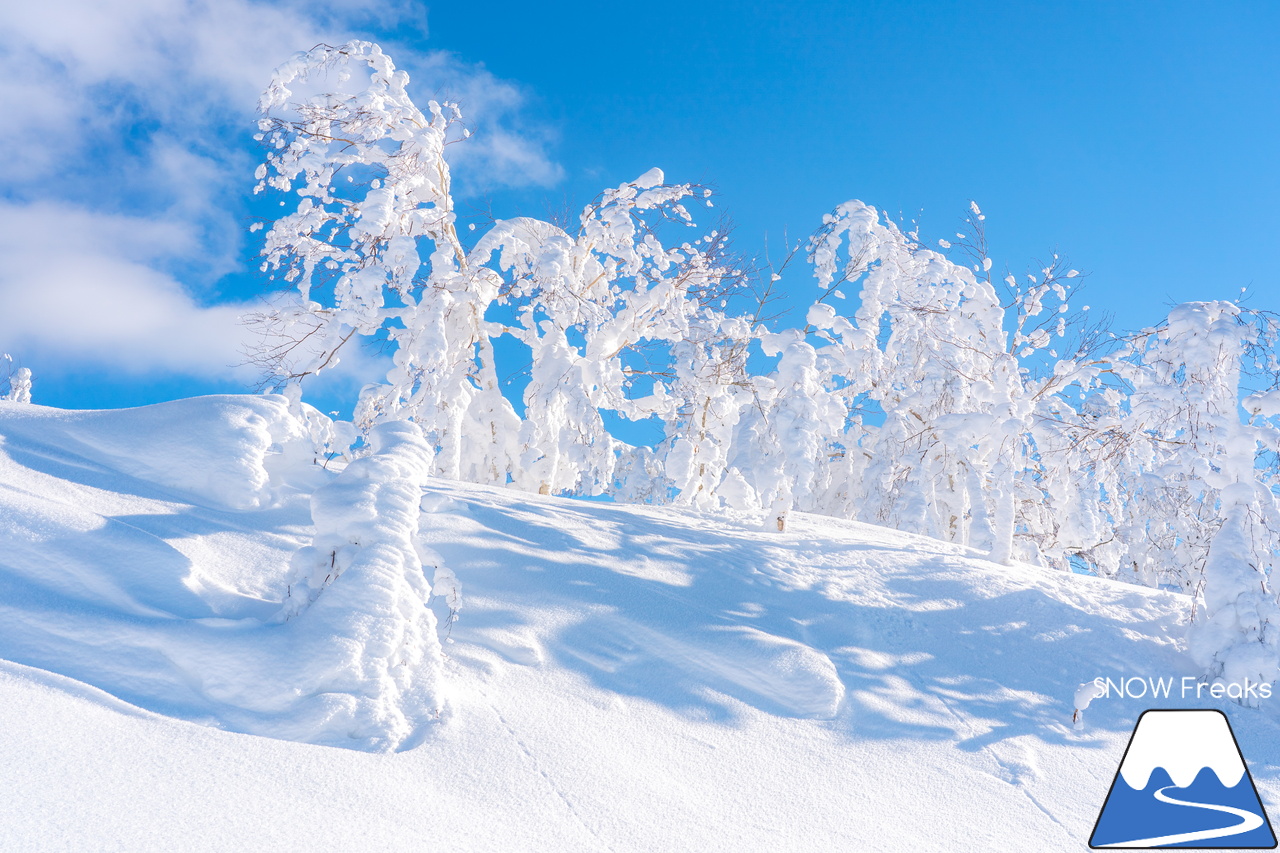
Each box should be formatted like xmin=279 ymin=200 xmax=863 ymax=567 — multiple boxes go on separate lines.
xmin=0 ymin=0 xmax=561 ymax=383
xmin=409 ymin=51 xmax=565 ymax=191
xmin=0 ymin=202 xmax=253 ymax=375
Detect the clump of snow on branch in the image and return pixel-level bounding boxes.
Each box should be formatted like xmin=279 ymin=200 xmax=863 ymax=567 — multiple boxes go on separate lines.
xmin=1072 ymin=680 xmax=1107 ymax=729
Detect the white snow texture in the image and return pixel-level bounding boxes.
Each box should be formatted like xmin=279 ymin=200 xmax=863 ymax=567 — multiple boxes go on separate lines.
xmin=0 ymin=396 xmax=442 ymax=751
xmin=3 ymin=394 xmax=1280 ymax=851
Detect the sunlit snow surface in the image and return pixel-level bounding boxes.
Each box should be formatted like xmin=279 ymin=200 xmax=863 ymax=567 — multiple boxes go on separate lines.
xmin=3 ymin=396 xmax=1279 ymax=851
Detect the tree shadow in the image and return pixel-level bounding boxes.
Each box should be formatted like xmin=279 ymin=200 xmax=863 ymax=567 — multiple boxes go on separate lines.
xmin=430 ymin=480 xmax=1210 ymax=759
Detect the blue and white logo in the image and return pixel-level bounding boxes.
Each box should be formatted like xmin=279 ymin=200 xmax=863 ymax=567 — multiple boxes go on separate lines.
xmin=1090 ymin=709 xmax=1276 ymax=848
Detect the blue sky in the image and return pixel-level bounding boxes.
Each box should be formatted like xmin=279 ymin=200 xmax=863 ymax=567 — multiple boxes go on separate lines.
xmin=2 ymin=0 xmax=1277 ymax=413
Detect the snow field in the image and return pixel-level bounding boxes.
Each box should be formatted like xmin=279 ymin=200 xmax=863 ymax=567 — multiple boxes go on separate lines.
xmin=3 ymin=395 xmax=1280 ymax=850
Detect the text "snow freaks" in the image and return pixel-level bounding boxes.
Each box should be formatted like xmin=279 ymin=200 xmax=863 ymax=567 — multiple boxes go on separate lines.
xmin=1092 ymin=676 xmax=1274 ymax=702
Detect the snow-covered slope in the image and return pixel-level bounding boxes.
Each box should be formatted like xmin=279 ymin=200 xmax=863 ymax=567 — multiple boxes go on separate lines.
xmin=2 ymin=396 xmax=1279 ymax=851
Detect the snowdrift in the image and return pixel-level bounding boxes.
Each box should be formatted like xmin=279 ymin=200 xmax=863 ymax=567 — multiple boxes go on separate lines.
xmin=3 ymin=395 xmax=1279 ymax=850
xmin=0 ymin=396 xmax=442 ymax=750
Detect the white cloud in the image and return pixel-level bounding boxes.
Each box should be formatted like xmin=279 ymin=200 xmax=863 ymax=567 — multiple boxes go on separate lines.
xmin=0 ymin=202 xmax=255 ymax=375
xmin=0 ymin=0 xmax=561 ymax=195
xmin=408 ymin=52 xmax=565 ymax=190
xmin=0 ymin=0 xmax=561 ymax=383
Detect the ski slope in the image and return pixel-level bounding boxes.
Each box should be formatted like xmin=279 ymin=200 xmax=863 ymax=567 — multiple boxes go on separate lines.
xmin=2 ymin=396 xmax=1278 ymax=851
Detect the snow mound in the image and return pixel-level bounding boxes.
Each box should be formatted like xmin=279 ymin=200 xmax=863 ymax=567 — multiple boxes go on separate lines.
xmin=0 ymin=395 xmax=305 ymax=510
xmin=562 ymin=616 xmax=844 ymax=718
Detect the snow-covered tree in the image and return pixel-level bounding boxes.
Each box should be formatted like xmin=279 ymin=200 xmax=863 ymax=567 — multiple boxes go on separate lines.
xmin=249 ymin=41 xmax=514 ymax=483
xmin=467 ymin=173 xmax=731 ymax=497
xmin=750 ymin=332 xmax=846 ymax=530
xmin=252 ymin=43 xmax=733 ymax=499
xmin=1109 ymin=303 xmax=1280 ymax=699
xmin=796 ymin=201 xmax=1034 ymax=555
xmin=657 ymin=313 xmax=756 ymax=511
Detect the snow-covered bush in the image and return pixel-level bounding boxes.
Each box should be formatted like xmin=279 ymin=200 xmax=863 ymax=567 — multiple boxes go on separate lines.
xmin=3 ymin=354 xmax=31 ymax=403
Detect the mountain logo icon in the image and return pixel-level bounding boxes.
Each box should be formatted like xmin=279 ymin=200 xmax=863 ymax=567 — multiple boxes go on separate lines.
xmin=1090 ymin=709 xmax=1277 ymax=848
